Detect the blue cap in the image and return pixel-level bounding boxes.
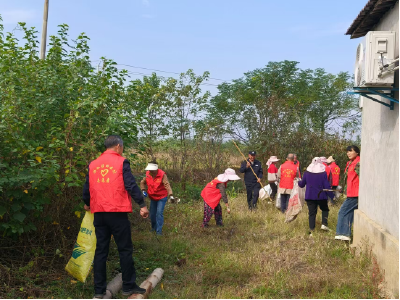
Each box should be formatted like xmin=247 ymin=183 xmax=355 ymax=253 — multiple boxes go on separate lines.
xmin=249 ymin=151 xmax=256 ymax=156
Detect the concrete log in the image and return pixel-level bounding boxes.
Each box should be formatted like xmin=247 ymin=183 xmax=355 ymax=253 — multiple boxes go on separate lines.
xmin=128 ymin=268 xmax=164 ymax=299
xmin=93 ymin=273 xmax=123 ymax=299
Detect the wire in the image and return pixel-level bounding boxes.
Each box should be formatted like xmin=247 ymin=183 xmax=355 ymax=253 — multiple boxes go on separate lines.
xmin=90 ymin=60 xmax=231 ymax=84
xmin=116 ymin=63 xmax=231 ymax=82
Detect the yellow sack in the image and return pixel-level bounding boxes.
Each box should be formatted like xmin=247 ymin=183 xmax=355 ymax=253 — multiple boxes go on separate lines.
xmin=65 ymin=211 xmax=96 ymax=282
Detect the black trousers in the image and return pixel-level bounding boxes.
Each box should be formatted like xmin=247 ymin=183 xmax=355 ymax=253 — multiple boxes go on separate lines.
xmin=93 ymin=212 xmax=136 ymax=294
xmin=269 ymin=182 xmax=277 ymax=200
xmin=306 ymin=200 xmax=329 ymax=230
xmin=246 ymin=184 xmax=260 ymax=208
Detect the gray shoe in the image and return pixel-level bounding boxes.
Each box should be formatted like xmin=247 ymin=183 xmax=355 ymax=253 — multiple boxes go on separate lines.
xmin=94 ymin=292 xmax=105 ymax=299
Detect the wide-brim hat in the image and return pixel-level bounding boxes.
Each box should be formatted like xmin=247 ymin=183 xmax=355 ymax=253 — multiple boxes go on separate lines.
xmin=145 ymin=163 xmax=158 ymax=171
xmin=306 ymin=157 xmax=326 ymax=173
xmin=267 ymin=156 xmax=279 ymax=163
xmin=217 ymin=168 xmax=241 ymax=182
xmin=327 ymin=156 xmax=335 ymax=163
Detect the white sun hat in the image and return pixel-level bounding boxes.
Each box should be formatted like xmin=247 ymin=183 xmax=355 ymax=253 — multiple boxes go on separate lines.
xmin=266 ymin=156 xmax=280 ymax=167
xmin=217 ymin=168 xmax=241 ymax=182
xmin=145 ymin=163 xmax=158 ymax=171
xmin=327 ymin=156 xmax=335 ymax=163
xmin=320 ymin=156 xmax=328 ymax=164
xmin=306 ymin=157 xmax=326 ymax=173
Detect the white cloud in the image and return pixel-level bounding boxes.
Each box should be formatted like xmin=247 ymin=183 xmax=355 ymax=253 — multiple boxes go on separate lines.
xmin=1 ymin=9 xmax=37 ymax=25
xmin=142 ymin=0 xmax=150 ymax=6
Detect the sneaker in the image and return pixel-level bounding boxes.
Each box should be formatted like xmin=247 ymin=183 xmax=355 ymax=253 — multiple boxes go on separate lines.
xmin=201 ymin=224 xmax=209 ymax=228
xmin=321 ymin=225 xmax=331 ymax=231
xmin=335 ymin=235 xmax=351 ymax=241
xmin=122 ymin=284 xmax=146 ymax=296
xmin=216 ymin=223 xmax=224 ymax=227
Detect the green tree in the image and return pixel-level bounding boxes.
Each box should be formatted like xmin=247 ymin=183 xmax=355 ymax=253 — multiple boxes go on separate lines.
xmin=0 ymin=20 xmax=138 ymax=236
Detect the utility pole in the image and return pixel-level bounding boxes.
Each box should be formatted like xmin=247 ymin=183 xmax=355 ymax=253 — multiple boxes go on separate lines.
xmin=40 ymin=0 xmax=49 ymax=60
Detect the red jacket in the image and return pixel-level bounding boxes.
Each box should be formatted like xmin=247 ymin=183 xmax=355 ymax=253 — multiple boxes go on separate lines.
xmin=89 ymin=150 xmax=132 ymax=213
xmin=146 ymin=169 xmax=168 ymax=200
xmin=330 ymin=162 xmax=340 ymax=186
xmin=345 ymin=156 xmax=360 ymax=197
xmin=279 ymin=161 xmax=298 ymax=190
xmin=201 ymin=178 xmax=227 ymax=209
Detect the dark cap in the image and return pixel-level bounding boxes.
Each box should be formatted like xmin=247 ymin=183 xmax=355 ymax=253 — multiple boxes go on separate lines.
xmin=249 ymin=151 xmax=256 ymax=156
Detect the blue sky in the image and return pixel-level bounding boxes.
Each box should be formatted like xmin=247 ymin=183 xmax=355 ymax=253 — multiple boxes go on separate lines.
xmin=1 ymin=0 xmax=367 ymax=95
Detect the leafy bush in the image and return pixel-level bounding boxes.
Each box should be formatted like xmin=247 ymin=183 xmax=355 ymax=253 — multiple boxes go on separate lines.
xmin=0 ymin=20 xmax=139 ymax=235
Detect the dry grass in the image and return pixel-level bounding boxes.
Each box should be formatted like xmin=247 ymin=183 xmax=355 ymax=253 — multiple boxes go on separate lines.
xmin=133 ymin=195 xmax=383 ymax=299
xmin=1 ymin=194 xmax=383 ymax=299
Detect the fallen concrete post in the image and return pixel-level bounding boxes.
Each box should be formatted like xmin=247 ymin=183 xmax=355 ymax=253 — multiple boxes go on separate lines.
xmin=93 ymin=273 xmax=123 ymax=299
xmin=128 ymin=268 xmax=164 ymax=299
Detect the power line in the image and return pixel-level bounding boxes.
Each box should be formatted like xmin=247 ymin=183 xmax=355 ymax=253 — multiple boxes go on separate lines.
xmin=116 ymin=63 xmax=231 ymax=82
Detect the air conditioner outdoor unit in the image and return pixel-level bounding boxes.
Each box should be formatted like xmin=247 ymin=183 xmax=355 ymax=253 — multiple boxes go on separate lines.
xmin=354 ymin=31 xmax=396 ymax=87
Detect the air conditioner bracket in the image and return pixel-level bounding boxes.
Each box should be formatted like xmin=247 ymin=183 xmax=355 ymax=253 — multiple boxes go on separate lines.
xmin=348 ymin=87 xmax=399 ymax=110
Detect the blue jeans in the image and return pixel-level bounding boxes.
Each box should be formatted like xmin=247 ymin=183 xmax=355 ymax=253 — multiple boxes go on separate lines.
xmin=336 ymin=197 xmax=358 ymax=237
xmin=150 ymin=197 xmax=168 ymax=235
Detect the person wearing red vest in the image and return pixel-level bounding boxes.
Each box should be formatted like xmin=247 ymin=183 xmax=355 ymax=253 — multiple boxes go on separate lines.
xmin=335 ymin=145 xmax=361 ymax=241
xmin=293 ymin=154 xmax=302 ymax=178
xmin=266 ymin=156 xmax=280 ymax=200
xmin=320 ymin=157 xmax=333 ymax=187
xmin=327 ymin=156 xmax=340 ymax=189
xmin=140 ymin=162 xmax=174 ymax=236
xmin=277 ymin=153 xmax=300 ymax=213
xmin=82 ymin=135 xmax=149 ymax=298
xmin=201 ymin=168 xmax=240 ymax=227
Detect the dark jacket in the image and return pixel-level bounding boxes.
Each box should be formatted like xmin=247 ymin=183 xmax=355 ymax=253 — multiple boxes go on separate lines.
xmin=239 ymin=159 xmax=263 ymax=185
xmin=83 ymin=159 xmax=145 ymax=208
xmin=298 ymin=171 xmax=334 ymax=200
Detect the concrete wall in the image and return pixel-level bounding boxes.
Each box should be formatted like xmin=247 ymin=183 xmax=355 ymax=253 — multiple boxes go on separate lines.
xmin=353 ymin=1 xmax=399 ymax=297
xmin=358 ymin=0 xmax=399 ymax=239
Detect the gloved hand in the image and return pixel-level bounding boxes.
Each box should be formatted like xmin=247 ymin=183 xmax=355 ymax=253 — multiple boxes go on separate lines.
xmin=169 ymin=195 xmax=175 ymax=203
xmin=142 ymin=191 xmax=148 ymax=198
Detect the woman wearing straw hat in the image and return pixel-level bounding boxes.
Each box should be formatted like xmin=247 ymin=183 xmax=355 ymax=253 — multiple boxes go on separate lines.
xmin=298 ymin=157 xmax=334 ymax=235
xmin=200 ymin=168 xmax=240 ymax=228
xmin=140 ymin=161 xmax=174 ymax=236
xmin=266 ymin=156 xmax=280 ymax=200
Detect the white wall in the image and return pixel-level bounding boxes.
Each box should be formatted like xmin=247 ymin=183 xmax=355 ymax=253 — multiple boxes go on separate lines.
xmin=358 ymin=1 xmax=399 ymax=239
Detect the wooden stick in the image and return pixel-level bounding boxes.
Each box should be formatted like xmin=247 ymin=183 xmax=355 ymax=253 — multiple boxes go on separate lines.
xmin=232 ymin=141 xmax=263 ymax=189
xmin=128 ymin=268 xmax=164 ymax=299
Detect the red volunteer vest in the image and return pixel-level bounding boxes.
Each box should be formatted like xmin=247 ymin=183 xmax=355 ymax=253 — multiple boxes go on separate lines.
xmin=89 ymin=150 xmax=132 ymax=213
xmin=345 ymin=156 xmax=360 ymax=197
xmin=323 ymin=163 xmax=331 ymax=177
xmin=268 ymin=164 xmax=278 ymax=173
xmin=279 ymin=161 xmax=298 ymax=190
xmin=201 ymin=178 xmax=227 ymax=209
xmin=146 ymin=169 xmax=168 ymax=200
xmin=294 ymin=160 xmax=302 ymax=178
xmin=330 ymin=162 xmax=340 ymax=186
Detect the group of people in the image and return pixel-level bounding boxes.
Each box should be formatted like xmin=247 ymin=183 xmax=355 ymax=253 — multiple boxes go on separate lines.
xmin=82 ymin=135 xmax=361 ymax=298
xmin=200 ymin=147 xmax=360 ymax=241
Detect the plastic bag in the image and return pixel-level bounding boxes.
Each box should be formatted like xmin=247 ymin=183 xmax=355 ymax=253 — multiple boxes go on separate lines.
xmin=259 ymin=184 xmax=272 ymax=200
xmin=285 ymin=179 xmax=305 ymax=223
xmin=276 ymin=193 xmax=281 ymax=209
xmin=65 ymin=211 xmax=96 ymax=282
